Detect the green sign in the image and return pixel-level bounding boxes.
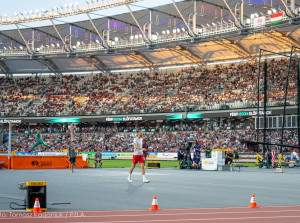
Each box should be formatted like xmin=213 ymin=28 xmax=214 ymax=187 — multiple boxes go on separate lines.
xmin=165 ymin=114 xmax=183 ymax=120
xmin=46 ymin=118 xmax=81 ymax=123
xmin=113 ymin=117 xmax=123 ymax=122
xmin=187 ymin=113 xmax=203 ymax=119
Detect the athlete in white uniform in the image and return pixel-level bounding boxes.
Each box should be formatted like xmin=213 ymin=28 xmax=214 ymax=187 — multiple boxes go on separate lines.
xmin=128 ymin=130 xmax=150 ymax=183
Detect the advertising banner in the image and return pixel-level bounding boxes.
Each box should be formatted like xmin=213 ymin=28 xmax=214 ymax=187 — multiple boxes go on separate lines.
xmin=117 ymin=152 xmax=134 ymax=158
xmin=202 ymin=158 xmax=218 ymax=171
xmin=157 ymin=153 xmax=177 ymax=158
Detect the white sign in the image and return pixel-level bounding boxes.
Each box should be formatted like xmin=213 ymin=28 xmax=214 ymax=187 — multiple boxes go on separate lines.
xmin=0 ymin=119 xmax=21 ymax=123
xmin=254 ymin=16 xmax=266 ymax=27
xmin=157 ymin=153 xmax=177 ymax=158
xmin=37 ymin=152 xmax=66 ymax=156
xmin=202 ymin=158 xmax=218 ymax=171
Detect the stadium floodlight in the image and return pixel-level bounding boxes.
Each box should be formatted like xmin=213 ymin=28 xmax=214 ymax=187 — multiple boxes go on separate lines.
xmin=46 ymin=45 xmax=49 ymax=48
xmin=36 ymin=48 xmax=40 ymax=52
xmin=250 ymin=14 xmax=255 ymax=19
xmin=206 ymin=24 xmax=210 ymax=27
xmin=166 ymin=30 xmax=170 ymax=34
xmin=152 ymin=34 xmax=158 ymax=40
xmin=72 ymin=46 xmax=76 ymax=49
xmin=76 ymin=41 xmax=81 ymax=46
xmin=254 ymin=13 xmax=259 ymax=17
xmin=181 ymin=27 xmax=185 ymax=32
xmin=246 ymin=18 xmax=251 ymax=24
xmin=56 ymin=43 xmax=60 ymax=47
xmin=96 ymin=39 xmax=100 ymax=43
xmin=177 ymin=28 xmax=180 ymax=33
xmin=173 ymin=29 xmax=176 ymax=34
xmin=198 ymin=28 xmax=202 ymax=33
xmin=111 ymin=41 xmax=115 ymax=45
xmin=130 ymin=35 xmax=134 ymax=40
xmin=138 ymin=34 xmax=142 ymax=39
xmin=135 ymin=35 xmax=138 ymax=39
xmin=51 ymin=44 xmax=55 ymax=48
xmin=162 ymin=31 xmax=166 ymax=35
xmin=19 ymin=46 xmax=23 ymax=50
xmin=3 ymin=47 xmax=6 ymax=50
xmin=267 ymin=10 xmax=272 ymax=15
xmin=115 ymin=37 xmax=119 ymax=41
xmin=212 ymin=22 xmax=217 ymax=26
xmin=272 ymin=8 xmax=277 ymax=13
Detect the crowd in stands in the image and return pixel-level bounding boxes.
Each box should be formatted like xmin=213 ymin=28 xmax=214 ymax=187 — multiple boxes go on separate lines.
xmin=0 ymin=126 xmax=298 ymax=154
xmin=0 ymin=58 xmax=298 ymax=117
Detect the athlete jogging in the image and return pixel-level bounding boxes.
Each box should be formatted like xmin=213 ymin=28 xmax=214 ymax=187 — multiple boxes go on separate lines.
xmin=128 ymin=130 xmax=150 ymax=183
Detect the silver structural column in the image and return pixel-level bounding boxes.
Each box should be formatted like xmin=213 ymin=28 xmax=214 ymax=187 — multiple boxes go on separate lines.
xmin=15 ymin=24 xmax=32 ymax=53
xmin=125 ymin=4 xmax=151 ymax=44
xmin=171 ymin=0 xmax=195 ymax=37
xmin=49 ymin=19 xmax=71 ymax=52
xmin=279 ymin=0 xmax=295 ymax=17
xmin=222 ymin=0 xmax=242 ymax=28
xmin=86 ymin=13 xmax=109 ymax=48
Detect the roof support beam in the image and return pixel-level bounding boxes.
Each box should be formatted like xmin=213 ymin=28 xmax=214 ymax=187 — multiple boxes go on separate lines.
xmin=0 ymin=32 xmax=26 ymax=47
xmin=49 ymin=19 xmax=70 ymax=52
xmin=82 ymin=55 xmax=108 ymax=71
xmin=126 ymin=51 xmax=154 ymax=67
xmin=214 ymin=39 xmax=251 ymax=58
xmin=85 ymin=13 xmax=109 ymax=49
xmin=264 ymin=30 xmax=300 ymax=48
xmin=170 ymin=45 xmax=205 ymax=65
xmin=279 ymin=0 xmax=295 ymax=17
xmin=0 ymin=60 xmax=11 ymax=75
xmin=14 ymin=24 xmax=32 ymax=53
xmin=125 ymin=4 xmax=151 ymax=44
xmin=222 ymin=0 xmax=242 ymax=28
xmin=37 ymin=58 xmax=61 ymax=75
xmin=171 ymin=0 xmax=195 ymax=37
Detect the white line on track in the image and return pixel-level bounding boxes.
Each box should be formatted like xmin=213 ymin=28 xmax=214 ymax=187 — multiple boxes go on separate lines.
xmin=2 ymin=209 xmax=300 ymax=219
xmin=73 ymin=215 xmax=300 ymax=223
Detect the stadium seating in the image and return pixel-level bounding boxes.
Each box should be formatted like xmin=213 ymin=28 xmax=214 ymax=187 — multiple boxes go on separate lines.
xmin=0 ymin=58 xmax=297 ymax=117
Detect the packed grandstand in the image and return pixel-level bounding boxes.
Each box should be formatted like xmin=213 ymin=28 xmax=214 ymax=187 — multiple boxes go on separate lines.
xmin=0 ymin=58 xmax=298 ymax=117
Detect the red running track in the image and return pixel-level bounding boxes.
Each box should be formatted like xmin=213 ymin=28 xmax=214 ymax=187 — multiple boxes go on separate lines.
xmin=1 ymin=205 xmax=300 ymax=223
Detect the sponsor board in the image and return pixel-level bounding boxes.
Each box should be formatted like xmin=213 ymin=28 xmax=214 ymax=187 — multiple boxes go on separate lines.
xmin=202 ymin=158 xmax=218 ymax=171
xmin=117 ymin=152 xmax=134 ymax=158
xmin=157 ymin=153 xmax=177 ymax=158
xmin=37 ymin=152 xmax=66 ymax=156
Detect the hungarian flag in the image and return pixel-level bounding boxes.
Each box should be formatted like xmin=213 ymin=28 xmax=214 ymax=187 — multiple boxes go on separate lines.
xmin=270 ymin=12 xmax=283 ymax=25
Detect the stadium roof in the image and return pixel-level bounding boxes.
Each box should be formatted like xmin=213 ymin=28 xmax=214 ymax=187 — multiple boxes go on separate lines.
xmin=0 ymin=0 xmax=300 ymax=75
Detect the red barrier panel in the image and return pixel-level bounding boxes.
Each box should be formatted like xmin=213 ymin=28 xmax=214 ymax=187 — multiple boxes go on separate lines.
xmin=0 ymin=156 xmax=8 ymax=169
xmin=0 ymin=156 xmax=88 ymax=169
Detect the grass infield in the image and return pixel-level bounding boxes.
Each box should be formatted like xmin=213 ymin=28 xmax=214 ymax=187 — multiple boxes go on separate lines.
xmin=87 ymin=159 xmax=262 ymax=168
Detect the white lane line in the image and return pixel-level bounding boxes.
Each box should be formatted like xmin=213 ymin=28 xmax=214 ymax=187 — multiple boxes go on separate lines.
xmin=73 ymin=215 xmax=300 ymax=223
xmin=2 ymin=209 xmax=300 ymax=219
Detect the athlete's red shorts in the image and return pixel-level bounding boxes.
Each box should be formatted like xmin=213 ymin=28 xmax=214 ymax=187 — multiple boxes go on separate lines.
xmin=132 ymin=155 xmax=145 ymax=164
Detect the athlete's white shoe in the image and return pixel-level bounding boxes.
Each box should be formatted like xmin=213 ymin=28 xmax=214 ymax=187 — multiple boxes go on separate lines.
xmin=143 ymin=179 xmax=150 ymax=183
xmin=128 ymin=176 xmax=132 ymax=183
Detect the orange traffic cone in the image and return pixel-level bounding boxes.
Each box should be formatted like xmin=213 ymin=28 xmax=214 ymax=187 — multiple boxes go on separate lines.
xmin=149 ymin=196 xmax=160 ymax=210
xmin=248 ymin=194 xmax=259 ymax=208
xmin=32 ymin=198 xmax=43 ymax=213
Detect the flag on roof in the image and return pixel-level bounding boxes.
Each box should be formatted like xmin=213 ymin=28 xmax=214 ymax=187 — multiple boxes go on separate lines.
xmin=270 ymin=12 xmax=283 ymax=25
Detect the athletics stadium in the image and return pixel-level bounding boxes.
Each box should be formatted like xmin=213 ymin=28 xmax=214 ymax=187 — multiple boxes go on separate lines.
xmin=1 ymin=0 xmax=300 ymax=222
